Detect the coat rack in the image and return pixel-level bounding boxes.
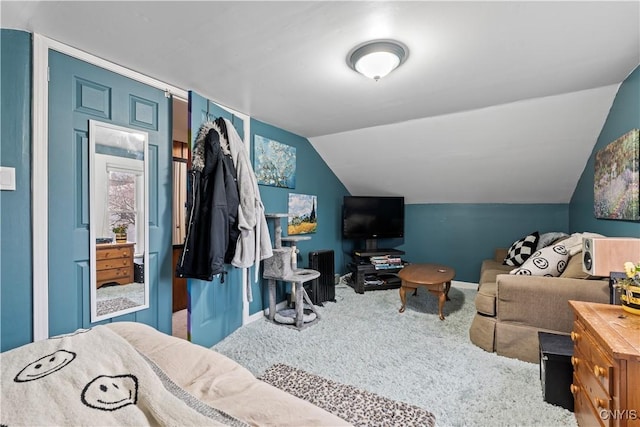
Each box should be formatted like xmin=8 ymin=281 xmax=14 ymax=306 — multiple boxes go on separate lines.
xmin=263 ymin=213 xmax=320 ymax=329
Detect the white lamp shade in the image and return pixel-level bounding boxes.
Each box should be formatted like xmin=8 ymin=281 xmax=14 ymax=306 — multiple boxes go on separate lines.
xmin=348 ymin=40 xmax=408 ymax=81
xmin=355 ymin=51 xmax=401 ymax=80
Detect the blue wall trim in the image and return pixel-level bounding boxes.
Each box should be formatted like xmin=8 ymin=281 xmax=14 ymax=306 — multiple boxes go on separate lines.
xmin=569 ymin=66 xmax=640 ymax=238
xmin=1 ymin=30 xmax=33 ymax=351
xmin=400 ymin=203 xmax=569 ymax=282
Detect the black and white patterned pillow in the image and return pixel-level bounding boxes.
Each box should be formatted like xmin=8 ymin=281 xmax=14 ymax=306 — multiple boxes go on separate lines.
xmin=510 ymin=244 xmax=569 ymax=276
xmin=503 ymin=231 xmax=539 ymax=266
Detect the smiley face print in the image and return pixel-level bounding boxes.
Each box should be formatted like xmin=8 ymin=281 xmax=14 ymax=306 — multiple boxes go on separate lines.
xmin=14 ymin=350 xmax=76 ymax=382
xmin=81 ymin=374 xmax=139 ymax=411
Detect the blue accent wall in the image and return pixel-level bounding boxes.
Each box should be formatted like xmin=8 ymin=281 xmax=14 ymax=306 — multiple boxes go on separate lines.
xmin=1 ymin=30 xmax=33 ymax=351
xmin=399 ymin=204 xmax=569 ymax=283
xmin=569 ymin=66 xmax=640 ymax=238
xmin=250 ymin=118 xmax=350 ymax=314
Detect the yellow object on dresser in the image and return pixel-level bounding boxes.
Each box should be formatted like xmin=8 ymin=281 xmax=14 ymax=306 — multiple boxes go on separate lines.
xmin=569 ymin=301 xmax=640 ymax=427
xmin=96 ymin=242 xmax=134 ymax=288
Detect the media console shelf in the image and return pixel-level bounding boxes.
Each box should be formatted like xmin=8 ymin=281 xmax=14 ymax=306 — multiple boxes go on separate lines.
xmin=347 ymin=248 xmax=406 ymax=294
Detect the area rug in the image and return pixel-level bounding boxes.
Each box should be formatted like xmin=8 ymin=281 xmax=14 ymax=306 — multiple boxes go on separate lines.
xmin=259 ymin=363 xmax=436 ymax=427
xmin=96 ymin=297 xmax=139 ymax=316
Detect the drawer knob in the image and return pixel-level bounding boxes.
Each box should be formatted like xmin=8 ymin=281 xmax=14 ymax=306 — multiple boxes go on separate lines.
xmin=593 ymin=365 xmax=607 ymax=378
xmin=570 ymin=331 xmax=580 ymax=342
xmin=570 ymin=384 xmax=579 ymax=395
xmin=571 ymin=356 xmax=580 ymax=367
xmin=595 ymin=398 xmax=607 ymax=409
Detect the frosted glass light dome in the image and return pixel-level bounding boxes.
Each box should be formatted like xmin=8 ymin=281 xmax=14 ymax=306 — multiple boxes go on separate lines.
xmin=348 ymin=40 xmax=408 ymax=81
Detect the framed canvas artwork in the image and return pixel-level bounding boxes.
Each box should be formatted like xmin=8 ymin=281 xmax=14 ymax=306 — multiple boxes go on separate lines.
xmin=288 ymin=193 xmax=317 ymax=235
xmin=594 ymin=129 xmax=639 ymax=221
xmin=254 ymin=135 xmax=296 ymax=188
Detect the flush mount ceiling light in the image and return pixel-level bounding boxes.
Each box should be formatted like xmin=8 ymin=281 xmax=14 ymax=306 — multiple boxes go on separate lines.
xmin=347 ymin=40 xmax=408 ymax=81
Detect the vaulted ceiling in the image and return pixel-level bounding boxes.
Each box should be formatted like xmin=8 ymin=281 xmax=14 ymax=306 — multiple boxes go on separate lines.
xmin=2 ymin=1 xmax=639 ymax=203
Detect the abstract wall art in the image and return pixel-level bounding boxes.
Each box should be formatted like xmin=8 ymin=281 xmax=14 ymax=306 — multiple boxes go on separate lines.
xmin=254 ymin=135 xmax=296 ymax=188
xmin=594 ymin=129 xmax=639 ymax=221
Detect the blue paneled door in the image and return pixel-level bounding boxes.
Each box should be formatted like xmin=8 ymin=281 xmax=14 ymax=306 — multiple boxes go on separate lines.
xmin=47 ymin=51 xmax=172 ymax=336
xmin=187 ymin=91 xmax=245 ymax=347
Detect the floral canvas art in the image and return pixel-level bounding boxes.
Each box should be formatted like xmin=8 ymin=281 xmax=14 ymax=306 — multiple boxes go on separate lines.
xmin=288 ymin=193 xmax=317 ymax=235
xmin=254 ymin=135 xmax=296 ymax=188
xmin=594 ymin=129 xmax=639 ymax=221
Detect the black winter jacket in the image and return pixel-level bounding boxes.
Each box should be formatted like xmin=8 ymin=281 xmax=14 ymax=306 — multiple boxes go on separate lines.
xmin=176 ymin=122 xmax=240 ymax=281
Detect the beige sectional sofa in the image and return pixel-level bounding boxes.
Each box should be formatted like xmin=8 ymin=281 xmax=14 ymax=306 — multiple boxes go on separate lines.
xmin=469 ymin=247 xmax=609 ymax=363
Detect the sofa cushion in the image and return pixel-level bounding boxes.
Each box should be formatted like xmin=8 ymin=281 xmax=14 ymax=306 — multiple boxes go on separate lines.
xmin=509 ymin=244 xmax=569 ymax=277
xmin=480 ymin=268 xmax=510 ymax=287
xmin=476 ymin=281 xmax=498 ymax=316
xmin=495 ymin=322 xmax=554 ymax=363
xmin=480 ymin=260 xmax=512 ymax=283
xmin=496 ymin=275 xmax=609 ymax=332
xmin=560 ymin=253 xmax=591 ymax=279
xmin=469 ymin=314 xmax=496 ymax=353
xmin=503 ymin=231 xmax=539 ymax=266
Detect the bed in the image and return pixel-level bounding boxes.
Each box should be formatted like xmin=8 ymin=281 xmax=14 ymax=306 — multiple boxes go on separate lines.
xmin=0 ymin=321 xmax=350 ymax=426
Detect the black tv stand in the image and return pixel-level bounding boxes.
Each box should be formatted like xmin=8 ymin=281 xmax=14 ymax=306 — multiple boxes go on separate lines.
xmin=346 ymin=248 xmax=406 ymax=293
xmin=354 ymin=248 xmax=404 ymax=257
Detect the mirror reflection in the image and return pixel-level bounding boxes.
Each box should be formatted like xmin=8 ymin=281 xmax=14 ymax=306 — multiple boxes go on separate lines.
xmin=89 ymin=120 xmax=149 ymax=322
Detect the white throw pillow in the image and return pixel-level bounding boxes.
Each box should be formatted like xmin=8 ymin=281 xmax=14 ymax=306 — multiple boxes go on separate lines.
xmin=510 ymin=244 xmax=569 ymax=277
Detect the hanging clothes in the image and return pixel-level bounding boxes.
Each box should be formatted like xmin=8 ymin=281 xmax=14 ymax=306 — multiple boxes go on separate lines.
xmin=217 ymin=118 xmax=273 ymax=301
xmin=176 ymin=121 xmax=240 ymax=281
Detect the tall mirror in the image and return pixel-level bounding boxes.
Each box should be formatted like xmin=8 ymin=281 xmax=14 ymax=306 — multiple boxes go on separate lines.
xmin=89 ymin=120 xmax=149 ymax=322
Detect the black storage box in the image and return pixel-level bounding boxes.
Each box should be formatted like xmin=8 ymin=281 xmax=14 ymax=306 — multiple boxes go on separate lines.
xmin=539 ymin=331 xmax=574 ymax=411
xmin=134 ymin=262 xmax=144 ymax=283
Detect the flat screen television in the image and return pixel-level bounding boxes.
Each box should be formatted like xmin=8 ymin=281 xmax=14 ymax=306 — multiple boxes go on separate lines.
xmin=342 ymin=196 xmax=405 ymax=244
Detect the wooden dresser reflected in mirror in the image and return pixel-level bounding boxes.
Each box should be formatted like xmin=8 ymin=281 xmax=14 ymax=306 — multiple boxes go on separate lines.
xmin=95 ymin=242 xmax=134 ymax=288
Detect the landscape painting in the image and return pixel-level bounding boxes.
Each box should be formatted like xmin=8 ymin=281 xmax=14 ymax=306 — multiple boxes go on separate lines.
xmin=288 ymin=193 xmax=317 ymax=235
xmin=594 ymin=129 xmax=639 ymax=220
xmin=254 ymin=135 xmax=296 ymax=188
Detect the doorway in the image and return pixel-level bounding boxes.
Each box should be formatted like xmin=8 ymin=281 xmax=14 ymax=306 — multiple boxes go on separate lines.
xmin=171 ymin=97 xmax=189 ymax=339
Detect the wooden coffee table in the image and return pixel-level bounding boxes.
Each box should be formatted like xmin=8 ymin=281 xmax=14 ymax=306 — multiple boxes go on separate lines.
xmin=398 ymin=263 xmax=455 ymax=320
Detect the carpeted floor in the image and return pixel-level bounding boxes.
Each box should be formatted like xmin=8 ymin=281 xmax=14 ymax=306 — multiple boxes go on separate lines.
xmin=96 ymin=282 xmax=145 ymax=317
xmin=212 ymin=281 xmax=577 ymax=427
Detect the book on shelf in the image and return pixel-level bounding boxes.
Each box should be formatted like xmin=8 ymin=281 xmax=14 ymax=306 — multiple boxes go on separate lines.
xmin=370 ymin=255 xmax=402 ymax=263
xmin=374 ymin=264 xmax=404 ymax=270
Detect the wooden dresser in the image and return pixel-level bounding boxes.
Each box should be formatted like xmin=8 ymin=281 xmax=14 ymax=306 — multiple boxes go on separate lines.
xmin=96 ymin=242 xmax=135 ymax=288
xmin=569 ymin=301 xmax=640 ymax=427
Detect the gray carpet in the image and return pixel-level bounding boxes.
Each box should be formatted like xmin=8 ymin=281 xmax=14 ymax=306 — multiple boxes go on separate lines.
xmin=212 ymin=282 xmax=577 ymax=427
xmin=96 ymin=296 xmax=139 ymax=316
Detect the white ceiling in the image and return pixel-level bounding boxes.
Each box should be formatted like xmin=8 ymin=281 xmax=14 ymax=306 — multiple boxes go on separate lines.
xmin=2 ymin=1 xmax=639 ymax=203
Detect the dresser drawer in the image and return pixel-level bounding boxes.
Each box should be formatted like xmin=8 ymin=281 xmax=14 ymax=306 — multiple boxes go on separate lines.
xmin=96 ymin=257 xmax=132 ymax=271
xmin=573 ymin=347 xmax=612 ymax=420
xmin=573 ymin=320 xmax=614 ymax=396
xmin=96 ymin=245 xmax=132 ymax=260
xmin=573 ymin=374 xmax=608 ymax=427
xmin=97 ymin=267 xmax=133 ymax=283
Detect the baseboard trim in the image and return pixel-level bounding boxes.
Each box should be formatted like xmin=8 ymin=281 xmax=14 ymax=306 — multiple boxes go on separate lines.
xmin=246 ymin=300 xmax=289 ymax=324
xmin=451 ymin=280 xmax=477 ymax=290
xmin=245 ymin=281 xmax=477 ymax=324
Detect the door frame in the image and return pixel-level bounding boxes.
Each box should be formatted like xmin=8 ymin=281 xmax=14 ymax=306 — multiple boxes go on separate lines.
xmin=31 ymin=33 xmax=251 ymax=341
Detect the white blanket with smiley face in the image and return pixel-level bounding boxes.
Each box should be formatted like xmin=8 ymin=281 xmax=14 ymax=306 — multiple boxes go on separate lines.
xmin=0 ymin=325 xmax=246 ymax=426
